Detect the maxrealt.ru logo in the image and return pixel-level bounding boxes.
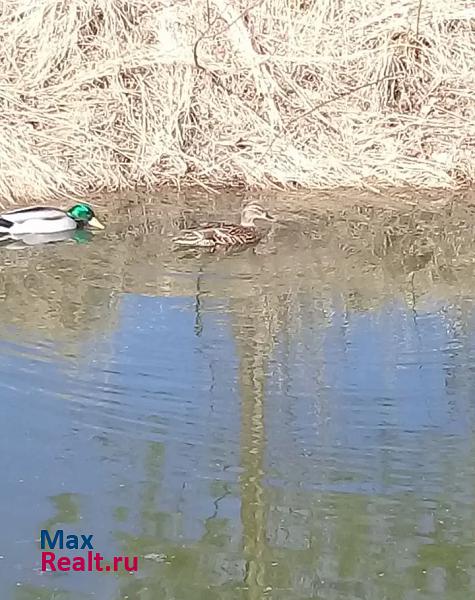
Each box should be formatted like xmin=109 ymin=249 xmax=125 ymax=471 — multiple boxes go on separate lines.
xmin=40 ymin=530 xmax=139 ymax=572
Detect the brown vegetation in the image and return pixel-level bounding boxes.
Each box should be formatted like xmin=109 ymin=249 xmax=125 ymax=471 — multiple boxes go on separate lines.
xmin=0 ymin=1 xmax=474 ymax=204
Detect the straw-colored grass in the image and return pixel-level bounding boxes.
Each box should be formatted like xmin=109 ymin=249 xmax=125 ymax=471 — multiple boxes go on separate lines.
xmin=0 ymin=0 xmax=474 ymax=203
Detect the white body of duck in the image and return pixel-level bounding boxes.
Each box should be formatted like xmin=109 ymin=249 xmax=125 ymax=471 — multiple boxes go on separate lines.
xmin=0 ymin=203 xmax=104 ymax=237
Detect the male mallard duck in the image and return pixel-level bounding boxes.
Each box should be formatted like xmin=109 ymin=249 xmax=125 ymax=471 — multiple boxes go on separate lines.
xmin=173 ymin=203 xmax=275 ymax=249
xmin=0 ymin=203 xmax=104 ymax=237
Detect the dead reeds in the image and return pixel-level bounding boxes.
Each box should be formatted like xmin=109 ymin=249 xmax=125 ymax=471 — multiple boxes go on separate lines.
xmin=0 ymin=0 xmax=473 ymax=203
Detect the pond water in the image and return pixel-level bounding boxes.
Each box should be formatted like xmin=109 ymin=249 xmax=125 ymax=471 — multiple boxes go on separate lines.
xmin=1 ymin=190 xmax=475 ymax=600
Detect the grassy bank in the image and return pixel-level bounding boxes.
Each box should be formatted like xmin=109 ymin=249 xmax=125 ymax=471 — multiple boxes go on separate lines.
xmin=0 ymin=0 xmax=474 ymax=204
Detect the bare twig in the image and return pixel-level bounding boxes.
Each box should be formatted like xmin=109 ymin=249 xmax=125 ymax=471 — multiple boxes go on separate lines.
xmin=415 ymin=0 xmax=423 ymax=38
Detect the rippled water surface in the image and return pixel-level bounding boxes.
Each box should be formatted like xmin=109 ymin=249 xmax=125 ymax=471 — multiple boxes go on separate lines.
xmin=1 ymin=191 xmax=475 ymax=600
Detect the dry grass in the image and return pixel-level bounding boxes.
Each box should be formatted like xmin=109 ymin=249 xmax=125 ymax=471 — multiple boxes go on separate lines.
xmin=0 ymin=0 xmax=474 ymax=204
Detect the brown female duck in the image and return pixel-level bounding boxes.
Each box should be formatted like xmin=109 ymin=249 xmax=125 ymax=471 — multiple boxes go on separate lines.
xmin=173 ymin=203 xmax=275 ymax=249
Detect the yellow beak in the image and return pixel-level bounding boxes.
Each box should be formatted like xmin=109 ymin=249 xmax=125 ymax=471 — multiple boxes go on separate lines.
xmin=89 ymin=216 xmax=105 ymax=230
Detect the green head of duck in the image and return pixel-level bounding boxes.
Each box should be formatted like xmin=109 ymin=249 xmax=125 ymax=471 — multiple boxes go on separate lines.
xmin=67 ymin=203 xmax=105 ymax=230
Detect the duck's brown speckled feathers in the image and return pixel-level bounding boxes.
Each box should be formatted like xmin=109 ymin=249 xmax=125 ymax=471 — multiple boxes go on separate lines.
xmin=175 ymin=223 xmax=262 ymax=248
xmin=173 ymin=203 xmax=275 ymax=249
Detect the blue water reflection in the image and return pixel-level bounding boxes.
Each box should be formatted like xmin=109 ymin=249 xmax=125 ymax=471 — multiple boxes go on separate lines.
xmin=1 ymin=252 xmax=474 ymax=599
